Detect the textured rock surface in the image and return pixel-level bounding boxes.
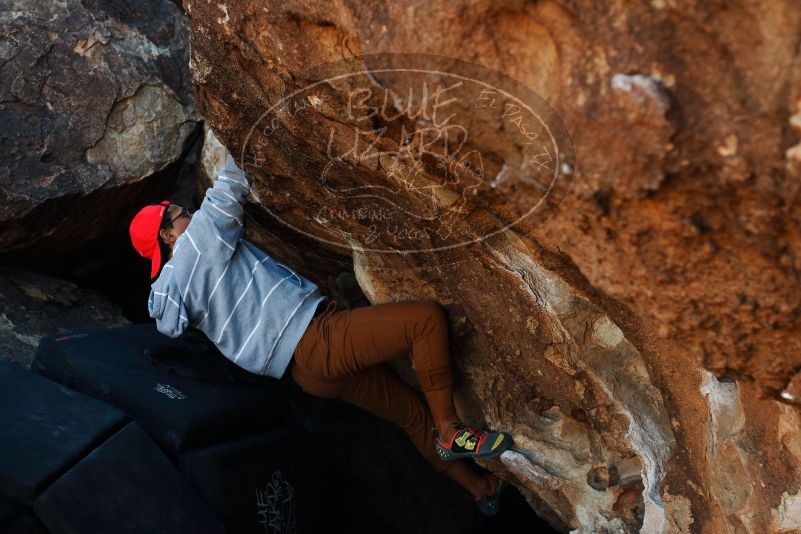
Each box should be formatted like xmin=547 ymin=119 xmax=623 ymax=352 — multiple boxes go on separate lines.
xmin=184 ymin=1 xmax=801 ymax=532
xmin=0 ymin=0 xmax=199 ymax=259
xmin=0 ymin=266 xmax=130 ymax=369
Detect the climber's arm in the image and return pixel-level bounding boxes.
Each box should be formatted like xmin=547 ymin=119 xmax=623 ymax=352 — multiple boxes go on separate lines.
xmin=192 ymin=154 xmax=252 ymax=262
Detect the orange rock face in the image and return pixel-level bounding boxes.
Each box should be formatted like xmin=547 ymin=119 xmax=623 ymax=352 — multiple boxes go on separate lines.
xmin=184 ymin=1 xmax=801 ymax=531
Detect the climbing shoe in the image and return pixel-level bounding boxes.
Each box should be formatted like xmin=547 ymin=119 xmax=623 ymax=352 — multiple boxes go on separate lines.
xmin=434 ymin=422 xmax=512 ymax=461
xmin=473 ymin=472 xmax=507 ymax=517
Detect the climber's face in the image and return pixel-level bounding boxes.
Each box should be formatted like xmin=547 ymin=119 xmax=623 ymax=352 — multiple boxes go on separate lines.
xmin=159 ymin=204 xmax=193 ymax=258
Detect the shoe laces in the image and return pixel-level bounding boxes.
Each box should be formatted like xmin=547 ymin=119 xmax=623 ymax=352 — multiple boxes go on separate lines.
xmin=452 ymin=423 xmax=488 ymax=449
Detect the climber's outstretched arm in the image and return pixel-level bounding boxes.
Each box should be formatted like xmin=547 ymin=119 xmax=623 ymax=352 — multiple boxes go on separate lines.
xmin=191 ymin=154 xmax=252 ymax=262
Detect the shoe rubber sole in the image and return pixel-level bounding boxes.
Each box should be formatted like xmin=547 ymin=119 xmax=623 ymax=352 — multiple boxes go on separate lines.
xmin=474 ymin=476 xmax=507 ymax=517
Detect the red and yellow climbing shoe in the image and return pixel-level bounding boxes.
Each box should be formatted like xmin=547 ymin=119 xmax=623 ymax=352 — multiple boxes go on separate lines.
xmin=434 ymin=422 xmax=512 ymax=461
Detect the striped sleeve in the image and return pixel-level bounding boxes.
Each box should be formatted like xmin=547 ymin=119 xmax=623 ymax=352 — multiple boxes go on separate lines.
xmin=193 ymin=154 xmax=252 ymax=262
xmin=148 ymin=288 xmax=189 ymax=339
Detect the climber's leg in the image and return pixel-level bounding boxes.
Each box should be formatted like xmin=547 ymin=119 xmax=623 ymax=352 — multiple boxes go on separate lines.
xmin=344 ymin=363 xmax=453 ymax=470
xmin=291 ymin=299 xmax=462 ymax=439
xmin=441 ymin=460 xmax=495 ymax=499
xmin=289 ymin=359 xmax=492 ymax=497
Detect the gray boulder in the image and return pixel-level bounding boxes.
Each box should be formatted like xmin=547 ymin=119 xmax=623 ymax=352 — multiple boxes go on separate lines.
xmin=0 ymin=266 xmax=130 ymax=369
xmin=0 ymin=0 xmax=200 ymax=259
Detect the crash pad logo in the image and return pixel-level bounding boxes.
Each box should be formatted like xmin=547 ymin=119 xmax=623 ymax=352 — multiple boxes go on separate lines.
xmin=256 ymin=471 xmax=296 ymax=534
xmin=154 ymin=383 xmax=187 ymax=400
xmin=243 ymin=53 xmax=575 ymax=257
xmin=54 ymin=333 xmax=89 ymax=342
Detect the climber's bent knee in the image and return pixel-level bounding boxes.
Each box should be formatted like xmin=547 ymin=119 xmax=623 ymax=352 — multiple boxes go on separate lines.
xmin=414 ymin=300 xmax=448 ymax=334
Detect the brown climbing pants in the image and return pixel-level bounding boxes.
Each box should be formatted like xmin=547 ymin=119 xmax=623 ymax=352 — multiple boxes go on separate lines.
xmin=285 ymin=298 xmax=456 ymax=474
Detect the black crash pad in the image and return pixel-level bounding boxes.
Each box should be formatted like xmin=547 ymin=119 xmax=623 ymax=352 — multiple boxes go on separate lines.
xmin=33 ymin=323 xmax=294 ymax=454
xmin=0 ymin=496 xmax=47 ymax=534
xmin=179 ymin=423 xmax=322 ymax=534
xmin=2 ymin=510 xmax=47 ymax=534
xmin=0 ymin=495 xmax=23 ymax=526
xmin=33 ymin=422 xmax=226 ymax=534
xmin=0 ymin=360 xmax=127 ymax=504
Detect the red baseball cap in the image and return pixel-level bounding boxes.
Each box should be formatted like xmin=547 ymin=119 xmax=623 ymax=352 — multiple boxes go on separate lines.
xmin=129 ymin=200 xmax=171 ymax=280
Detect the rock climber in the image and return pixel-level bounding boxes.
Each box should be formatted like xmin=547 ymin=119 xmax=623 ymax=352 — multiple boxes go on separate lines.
xmin=128 ymin=154 xmax=513 ymax=516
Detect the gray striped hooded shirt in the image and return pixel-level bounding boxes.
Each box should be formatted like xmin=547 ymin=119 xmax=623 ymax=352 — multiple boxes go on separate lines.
xmin=147 ymin=154 xmax=328 ymax=378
